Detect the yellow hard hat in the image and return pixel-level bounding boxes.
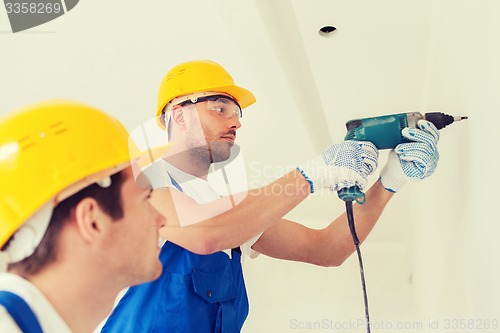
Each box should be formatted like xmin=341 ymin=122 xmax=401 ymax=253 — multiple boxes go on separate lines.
xmin=156 ymin=60 xmax=256 ymax=129
xmin=0 ymin=100 xmax=143 ymax=249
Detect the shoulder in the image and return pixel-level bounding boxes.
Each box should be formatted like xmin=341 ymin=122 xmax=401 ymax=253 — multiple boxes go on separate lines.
xmin=141 ymin=160 xmax=174 ymax=189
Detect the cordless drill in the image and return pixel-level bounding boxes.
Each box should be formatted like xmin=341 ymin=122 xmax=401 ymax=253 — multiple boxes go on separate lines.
xmin=338 ymin=111 xmax=468 ymax=203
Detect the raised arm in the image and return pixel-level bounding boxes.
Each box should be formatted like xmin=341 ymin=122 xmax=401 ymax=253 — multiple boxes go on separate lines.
xmin=153 ymin=169 xmax=310 ymax=254
xmin=152 ymin=141 xmax=378 ymax=254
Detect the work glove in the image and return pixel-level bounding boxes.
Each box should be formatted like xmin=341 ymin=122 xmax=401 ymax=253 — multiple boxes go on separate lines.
xmin=297 ymin=140 xmax=378 ymax=193
xmin=379 ymin=120 xmax=440 ymax=192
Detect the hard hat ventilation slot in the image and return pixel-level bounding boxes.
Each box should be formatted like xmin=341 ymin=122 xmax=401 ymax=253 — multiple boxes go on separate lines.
xmin=50 ymin=122 xmax=68 ymax=136
xmin=166 ymin=69 xmax=185 ymax=82
xmin=19 ymin=136 xmax=35 ymax=150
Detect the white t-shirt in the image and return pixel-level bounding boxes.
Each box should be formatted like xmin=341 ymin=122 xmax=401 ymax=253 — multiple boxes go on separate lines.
xmin=0 ymin=273 xmax=72 ymax=333
xmin=144 ymin=159 xmax=261 ymax=258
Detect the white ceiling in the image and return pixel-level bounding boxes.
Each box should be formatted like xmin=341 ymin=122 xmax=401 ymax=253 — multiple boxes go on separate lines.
xmin=0 ymin=0 xmax=470 ymax=222
xmin=0 ymin=0 xmax=443 ymax=223
xmin=1 ymin=0 xmax=435 ymax=154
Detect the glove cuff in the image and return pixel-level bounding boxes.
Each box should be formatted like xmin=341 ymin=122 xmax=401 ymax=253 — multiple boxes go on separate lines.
xmin=296 ymin=167 xmax=314 ymax=193
xmin=379 ymin=165 xmax=407 ymax=193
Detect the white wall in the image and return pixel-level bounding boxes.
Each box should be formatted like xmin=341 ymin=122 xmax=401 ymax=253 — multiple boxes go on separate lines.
xmin=415 ymin=0 xmax=500 ymax=323
xmin=242 ymin=1 xmax=500 ymax=332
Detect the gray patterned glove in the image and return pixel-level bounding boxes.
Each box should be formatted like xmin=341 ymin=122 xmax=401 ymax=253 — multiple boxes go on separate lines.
xmin=298 ymin=141 xmax=378 ymax=193
xmin=380 ymin=120 xmax=440 ymax=192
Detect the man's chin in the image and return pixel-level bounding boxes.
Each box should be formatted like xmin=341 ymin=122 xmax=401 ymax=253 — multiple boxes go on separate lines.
xmin=209 ymin=143 xmax=233 ymax=163
xmin=210 ymin=152 xmax=232 ymax=163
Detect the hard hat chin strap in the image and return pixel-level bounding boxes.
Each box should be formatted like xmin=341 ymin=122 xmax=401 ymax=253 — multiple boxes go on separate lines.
xmin=1 ymin=200 xmax=53 ymax=270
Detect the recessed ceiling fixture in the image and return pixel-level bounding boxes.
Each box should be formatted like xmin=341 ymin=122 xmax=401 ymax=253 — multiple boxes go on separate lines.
xmin=318 ymin=25 xmax=337 ymax=37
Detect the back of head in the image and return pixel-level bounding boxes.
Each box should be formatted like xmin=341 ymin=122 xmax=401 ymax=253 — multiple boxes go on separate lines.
xmin=156 ymin=60 xmax=256 ymax=130
xmin=0 ymin=100 xmax=138 ymax=265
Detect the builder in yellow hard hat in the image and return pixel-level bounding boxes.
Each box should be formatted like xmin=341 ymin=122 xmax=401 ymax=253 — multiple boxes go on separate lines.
xmin=0 ymin=100 xmax=167 ymax=332
xmin=102 ymin=60 xmax=440 ymax=333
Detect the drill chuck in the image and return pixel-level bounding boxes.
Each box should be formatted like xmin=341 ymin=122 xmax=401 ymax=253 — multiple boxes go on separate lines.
xmin=423 ymin=112 xmax=468 ymax=130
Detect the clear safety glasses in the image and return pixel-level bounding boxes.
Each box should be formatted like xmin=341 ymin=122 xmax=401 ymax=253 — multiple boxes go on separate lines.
xmin=179 ymin=94 xmax=242 ymax=119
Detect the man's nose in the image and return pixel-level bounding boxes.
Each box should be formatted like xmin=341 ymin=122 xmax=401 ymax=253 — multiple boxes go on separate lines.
xmin=228 ymin=116 xmax=241 ymax=129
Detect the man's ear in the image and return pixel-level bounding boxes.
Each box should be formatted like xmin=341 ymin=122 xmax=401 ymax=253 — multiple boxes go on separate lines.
xmin=73 ymin=197 xmax=107 ymax=243
xmin=170 ymin=105 xmax=187 ymax=131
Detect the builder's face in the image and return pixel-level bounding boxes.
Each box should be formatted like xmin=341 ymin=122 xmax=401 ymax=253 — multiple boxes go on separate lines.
xmin=190 ymin=97 xmax=241 ymax=163
xmin=106 ymin=167 xmax=165 ymax=284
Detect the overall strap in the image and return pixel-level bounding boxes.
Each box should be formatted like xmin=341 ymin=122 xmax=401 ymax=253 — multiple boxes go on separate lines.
xmin=0 ymin=291 xmax=43 ymax=333
xmin=168 ymin=173 xmax=182 ymax=192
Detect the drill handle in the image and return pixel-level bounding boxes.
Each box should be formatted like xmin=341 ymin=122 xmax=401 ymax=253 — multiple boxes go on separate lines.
xmin=338 ymin=186 xmax=366 ymax=204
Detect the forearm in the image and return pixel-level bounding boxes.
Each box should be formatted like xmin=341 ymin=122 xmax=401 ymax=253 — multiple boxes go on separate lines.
xmin=248 ymin=180 xmax=394 ymax=266
xmin=162 ymin=169 xmax=311 ymax=254
xmin=316 ymin=179 xmax=394 ymax=266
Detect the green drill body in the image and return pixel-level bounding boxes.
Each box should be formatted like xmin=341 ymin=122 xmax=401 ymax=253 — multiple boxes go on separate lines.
xmin=339 ymin=111 xmax=467 ymax=202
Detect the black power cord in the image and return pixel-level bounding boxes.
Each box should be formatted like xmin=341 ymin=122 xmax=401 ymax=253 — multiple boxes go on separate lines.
xmin=345 ymin=200 xmax=371 ymax=333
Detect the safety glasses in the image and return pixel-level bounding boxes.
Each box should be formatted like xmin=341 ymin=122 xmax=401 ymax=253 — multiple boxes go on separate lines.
xmin=179 ymin=94 xmax=242 ymax=119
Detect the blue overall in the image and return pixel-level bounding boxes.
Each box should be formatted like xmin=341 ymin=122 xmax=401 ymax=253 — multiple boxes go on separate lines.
xmin=101 ymin=241 xmax=249 ymax=333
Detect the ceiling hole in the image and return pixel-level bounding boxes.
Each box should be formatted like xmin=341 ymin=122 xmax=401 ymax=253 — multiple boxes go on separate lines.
xmin=319 ymin=26 xmax=337 ymax=37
